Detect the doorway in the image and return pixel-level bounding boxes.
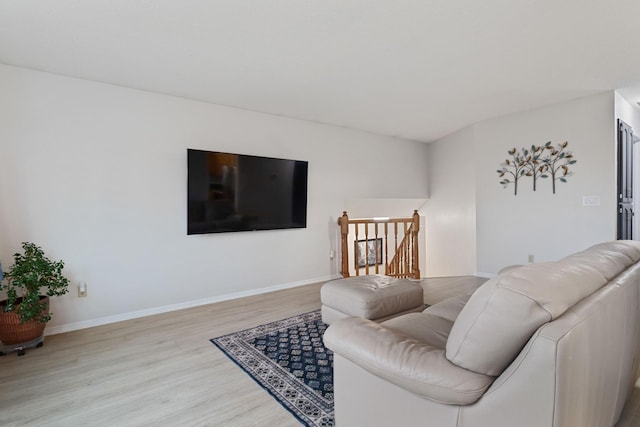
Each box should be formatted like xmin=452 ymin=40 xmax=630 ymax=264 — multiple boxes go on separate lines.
xmin=617 ymin=119 xmax=640 ymax=239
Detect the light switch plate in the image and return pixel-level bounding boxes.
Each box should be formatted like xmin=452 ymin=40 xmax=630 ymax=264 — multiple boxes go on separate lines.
xmin=583 ymin=196 xmax=600 ymax=207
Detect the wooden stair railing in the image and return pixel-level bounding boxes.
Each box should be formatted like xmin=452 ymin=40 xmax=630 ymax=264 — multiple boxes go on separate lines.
xmin=338 ymin=210 xmax=421 ymax=279
xmin=387 ymin=227 xmax=414 ymax=278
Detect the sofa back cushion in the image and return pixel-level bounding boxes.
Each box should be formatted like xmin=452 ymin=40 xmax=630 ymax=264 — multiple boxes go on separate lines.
xmin=445 ymin=241 xmax=640 ymax=376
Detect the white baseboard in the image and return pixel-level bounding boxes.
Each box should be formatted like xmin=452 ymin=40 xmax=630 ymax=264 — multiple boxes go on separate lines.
xmin=475 ymin=272 xmax=497 ymax=279
xmin=46 ymin=274 xmax=341 ymax=336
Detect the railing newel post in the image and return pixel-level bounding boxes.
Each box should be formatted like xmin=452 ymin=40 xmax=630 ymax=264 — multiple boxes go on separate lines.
xmin=412 ymin=210 xmax=421 ymax=279
xmin=339 ymin=211 xmax=350 ymax=278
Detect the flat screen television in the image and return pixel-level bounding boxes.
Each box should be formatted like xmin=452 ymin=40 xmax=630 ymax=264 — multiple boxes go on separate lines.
xmin=187 ymin=149 xmax=308 ymax=234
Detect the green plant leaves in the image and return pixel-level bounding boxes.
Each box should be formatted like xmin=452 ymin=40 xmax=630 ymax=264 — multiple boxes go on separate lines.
xmin=0 ymin=242 xmax=70 ymax=324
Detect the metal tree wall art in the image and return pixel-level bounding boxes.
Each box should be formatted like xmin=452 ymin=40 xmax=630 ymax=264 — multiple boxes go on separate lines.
xmin=497 ymin=148 xmax=527 ymax=196
xmin=523 ymin=144 xmax=546 ymax=191
xmin=542 ymin=141 xmax=576 ymax=194
xmin=497 ymin=141 xmax=576 ymax=195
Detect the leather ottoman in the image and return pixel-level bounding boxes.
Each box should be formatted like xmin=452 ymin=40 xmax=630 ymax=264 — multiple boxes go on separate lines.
xmin=321 ymin=275 xmax=424 ymax=324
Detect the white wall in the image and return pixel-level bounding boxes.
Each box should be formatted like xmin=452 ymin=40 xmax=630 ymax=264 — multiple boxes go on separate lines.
xmin=421 ymin=127 xmax=477 ymax=277
xmin=0 ymin=64 xmax=429 ymax=332
xmin=425 ymin=92 xmax=617 ymax=276
xmin=475 ymin=92 xmax=616 ymax=274
xmin=616 ymin=92 xmax=640 ymax=134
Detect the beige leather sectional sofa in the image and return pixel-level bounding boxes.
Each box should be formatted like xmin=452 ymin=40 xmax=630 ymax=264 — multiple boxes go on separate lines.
xmin=324 ymin=241 xmax=640 ymax=426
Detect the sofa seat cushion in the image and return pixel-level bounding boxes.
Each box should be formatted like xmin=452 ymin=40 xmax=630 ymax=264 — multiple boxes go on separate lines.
xmin=382 ymin=293 xmax=473 ymax=348
xmin=446 ymin=241 xmax=640 ymax=376
xmin=382 ymin=313 xmax=453 ymax=349
xmin=424 ymin=293 xmax=472 ymax=323
xmin=324 ymin=317 xmax=495 ymax=405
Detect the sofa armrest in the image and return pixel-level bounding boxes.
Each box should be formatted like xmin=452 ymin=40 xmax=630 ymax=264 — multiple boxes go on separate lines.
xmin=324 ymin=317 xmax=494 ymax=405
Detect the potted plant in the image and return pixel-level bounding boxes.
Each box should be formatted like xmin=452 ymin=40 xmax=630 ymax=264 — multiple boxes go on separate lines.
xmin=0 ymin=242 xmax=70 ymax=346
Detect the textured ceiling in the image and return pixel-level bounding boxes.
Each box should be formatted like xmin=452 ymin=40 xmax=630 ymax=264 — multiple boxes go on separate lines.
xmin=1 ymin=0 xmax=640 ymax=142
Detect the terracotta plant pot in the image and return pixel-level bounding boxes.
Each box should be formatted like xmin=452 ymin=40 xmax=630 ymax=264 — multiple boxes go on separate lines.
xmin=0 ymin=296 xmax=49 ymax=345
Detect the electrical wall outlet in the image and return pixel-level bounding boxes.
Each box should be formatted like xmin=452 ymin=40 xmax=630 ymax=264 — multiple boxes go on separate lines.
xmin=78 ymin=282 xmax=87 ymax=297
xmin=528 ymin=254 xmax=535 ymax=263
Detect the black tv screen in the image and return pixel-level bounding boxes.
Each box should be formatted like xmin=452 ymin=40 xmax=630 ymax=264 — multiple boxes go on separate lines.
xmin=187 ymin=149 xmax=308 ymax=234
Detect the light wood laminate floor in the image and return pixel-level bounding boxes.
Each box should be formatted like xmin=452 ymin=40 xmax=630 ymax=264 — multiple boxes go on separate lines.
xmin=0 ymin=276 xmax=638 ymax=426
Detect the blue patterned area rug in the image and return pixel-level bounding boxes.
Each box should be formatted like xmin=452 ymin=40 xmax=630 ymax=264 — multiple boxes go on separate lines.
xmin=210 ymin=309 xmax=334 ymax=427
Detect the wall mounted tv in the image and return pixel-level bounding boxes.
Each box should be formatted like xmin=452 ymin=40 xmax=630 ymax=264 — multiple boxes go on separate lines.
xmin=187 ymin=149 xmax=308 ymax=235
